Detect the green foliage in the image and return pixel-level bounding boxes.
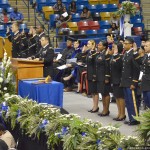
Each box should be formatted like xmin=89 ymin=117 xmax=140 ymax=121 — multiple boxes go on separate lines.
xmin=115 ymin=1 xmax=138 ymax=17
xmin=135 ymin=109 xmax=150 ymax=145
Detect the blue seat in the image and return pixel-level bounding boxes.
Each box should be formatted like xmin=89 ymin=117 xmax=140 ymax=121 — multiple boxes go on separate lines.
xmin=77 ymin=5 xmax=84 ymax=13
xmin=0 ymin=8 xmax=3 ymax=13
xmin=130 ymin=18 xmax=142 ymax=24
xmin=97 ymin=4 xmax=108 ymax=12
xmin=46 ymin=0 xmax=56 ymax=6
xmin=49 ymin=14 xmax=60 ymax=28
xmin=86 ymin=30 xmax=98 ymax=37
xmin=76 ymin=0 xmax=88 ymax=5
xmin=19 ymin=24 xmax=27 ymax=30
xmin=0 ymin=25 xmax=6 ymax=37
xmin=79 ymin=37 xmax=100 ymax=44
xmin=0 ymin=24 xmax=5 ymax=30
xmin=92 ymin=12 xmax=101 ymax=21
xmin=107 ymin=4 xmax=118 ymax=12
xmin=0 ymin=0 xmax=10 ymax=9
xmin=7 ymin=7 xmax=14 ymax=13
xmin=36 ymin=0 xmax=46 ymax=12
xmin=133 ymin=23 xmax=144 ymax=30
xmin=58 ymin=42 xmax=66 ymax=49
xmin=97 ymin=29 xmax=109 ymax=35
xmin=99 ymin=21 xmax=111 ymax=29
xmin=130 ymin=0 xmax=140 ymax=3
xmin=88 ymin=4 xmax=97 ymax=13
xmin=54 ymin=48 xmax=63 ymax=53
xmin=72 ymin=13 xmax=80 ymax=22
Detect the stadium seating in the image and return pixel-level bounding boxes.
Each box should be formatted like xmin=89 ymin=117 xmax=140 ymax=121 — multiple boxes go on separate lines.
xmin=109 ymin=0 xmax=119 ymax=4
xmin=7 ymin=7 xmax=13 ymax=13
xmin=0 ymin=25 xmax=6 ymax=37
xmin=100 ymin=12 xmax=112 ymax=20
xmin=97 ymin=4 xmax=109 ymax=12
xmin=77 ymin=5 xmax=85 ymax=13
xmin=49 ymin=14 xmax=59 ymax=28
xmin=99 ymin=20 xmax=111 ymax=29
xmin=88 ymin=4 xmax=97 ymax=13
xmin=77 ymin=0 xmax=89 ymax=5
xmin=107 ymin=4 xmax=118 ymax=12
xmin=67 ymin=22 xmax=78 ymax=31
xmin=98 ymin=0 xmax=109 ymax=4
xmin=77 ymin=21 xmax=90 ymax=30
xmin=88 ymin=21 xmax=100 ymax=30
xmin=72 ymin=13 xmax=81 ymax=22
xmin=92 ymin=12 xmax=101 ymax=21
xmin=89 ymin=0 xmax=99 ymax=5
xmin=42 ymin=6 xmax=54 ymax=20
xmin=36 ymin=0 xmax=47 ymax=12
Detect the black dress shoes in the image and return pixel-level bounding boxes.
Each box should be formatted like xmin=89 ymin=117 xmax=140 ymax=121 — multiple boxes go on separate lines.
xmin=91 ymin=107 xmax=99 ymax=113
xmin=98 ymin=111 xmax=110 ymax=117
xmin=113 ymin=117 xmax=119 ymax=120
xmin=124 ymin=120 xmax=140 ymax=125
xmin=116 ymin=115 xmax=126 ymax=121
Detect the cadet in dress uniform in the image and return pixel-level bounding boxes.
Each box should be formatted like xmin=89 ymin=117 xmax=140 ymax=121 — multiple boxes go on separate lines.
xmin=86 ymin=40 xmax=99 ymax=113
xmin=27 ymin=26 xmax=39 ymax=57
xmin=96 ymin=41 xmax=111 ymax=116
xmin=32 ymin=35 xmax=54 ymax=77
xmin=6 ymin=22 xmax=27 ymax=58
xmin=120 ymin=38 xmax=140 ymax=125
xmin=141 ymin=41 xmax=150 ymax=108
xmin=110 ymin=42 xmax=125 ymax=121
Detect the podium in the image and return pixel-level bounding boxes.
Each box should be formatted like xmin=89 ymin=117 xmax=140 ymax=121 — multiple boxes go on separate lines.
xmin=11 ymin=58 xmax=44 ymax=91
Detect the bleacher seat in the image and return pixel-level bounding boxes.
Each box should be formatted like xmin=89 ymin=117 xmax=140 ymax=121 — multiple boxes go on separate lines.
xmin=92 ymin=12 xmax=101 ymax=21
xmin=72 ymin=13 xmax=81 ymax=22
xmin=97 ymin=4 xmax=108 ymax=12
xmin=0 ymin=0 xmax=10 ymax=9
xmin=46 ymin=0 xmax=56 ymax=6
xmin=132 ymin=27 xmax=143 ymax=36
xmin=86 ymin=29 xmax=98 ymax=37
xmin=89 ymin=0 xmax=99 ymax=5
xmin=36 ymin=0 xmax=46 ymax=12
xmin=0 ymin=25 xmax=6 ymax=37
xmin=97 ymin=29 xmax=109 ymax=35
xmin=88 ymin=21 xmax=100 ymax=30
xmin=133 ymin=23 xmax=144 ymax=30
xmin=42 ymin=6 xmax=54 ymax=20
xmin=67 ymin=22 xmax=78 ymax=31
xmin=76 ymin=0 xmax=88 ymax=5
xmin=77 ymin=21 xmax=90 ymax=30
xmin=54 ymin=48 xmax=63 ymax=53
xmin=78 ymin=30 xmax=87 ymax=38
xmin=88 ymin=5 xmax=97 ymax=13
xmin=109 ymin=0 xmax=119 ymax=4
xmin=7 ymin=7 xmax=14 ymax=13
xmin=0 ymin=8 xmax=3 ymax=13
xmin=100 ymin=12 xmax=111 ymax=20
xmin=107 ymin=4 xmax=118 ymax=12
xmin=49 ymin=14 xmax=59 ymax=28
xmin=99 ymin=20 xmax=111 ymax=29
xmin=98 ymin=0 xmax=108 ymax=4
xmin=19 ymin=23 xmax=28 ymax=32
xmin=77 ymin=5 xmax=84 ymax=13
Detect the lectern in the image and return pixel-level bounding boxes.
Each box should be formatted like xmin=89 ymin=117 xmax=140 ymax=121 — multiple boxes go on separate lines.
xmin=11 ymin=58 xmax=44 ymax=91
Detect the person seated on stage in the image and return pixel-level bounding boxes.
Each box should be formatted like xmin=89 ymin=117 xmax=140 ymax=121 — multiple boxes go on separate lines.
xmin=0 ymin=139 xmax=8 ymax=150
xmin=0 ymin=123 xmax=16 ymax=149
xmin=0 ymin=9 xmax=11 ymax=24
xmin=80 ymin=6 xmax=92 ymax=21
xmin=53 ymin=0 xmax=66 ymax=14
xmin=6 ymin=22 xmax=28 ymax=58
xmin=30 ymin=35 xmax=54 ymax=77
xmin=10 ymin=7 xmax=24 ymax=23
xmin=53 ymin=37 xmax=75 ymax=81
xmin=62 ymin=40 xmax=82 ymax=92
xmin=68 ymin=0 xmax=77 ymax=14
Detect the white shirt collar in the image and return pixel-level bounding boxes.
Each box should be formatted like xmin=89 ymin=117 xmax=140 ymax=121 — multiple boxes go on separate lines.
xmin=33 ymin=34 xmax=37 ymax=37
xmin=14 ymin=31 xmax=19 ymax=35
xmin=39 ymin=32 xmax=44 ymax=37
xmin=126 ymin=48 xmax=133 ymax=54
xmin=43 ymin=44 xmax=49 ymax=49
xmin=148 ymin=53 xmax=150 ymax=57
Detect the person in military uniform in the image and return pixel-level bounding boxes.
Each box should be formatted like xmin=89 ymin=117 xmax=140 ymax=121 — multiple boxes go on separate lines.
xmin=110 ymin=42 xmax=125 ymax=121
xmin=141 ymin=40 xmax=150 ymax=108
xmin=6 ymin=22 xmax=28 ymax=58
xmin=27 ymin=26 xmax=39 ymax=57
xmin=120 ymin=38 xmax=140 ymax=125
xmin=31 ymin=35 xmax=54 ymax=77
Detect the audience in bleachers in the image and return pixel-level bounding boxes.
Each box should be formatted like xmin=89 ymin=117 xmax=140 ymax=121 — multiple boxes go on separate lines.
xmin=80 ymin=6 xmax=93 ymax=21
xmin=53 ymin=0 xmax=66 ymax=14
xmin=68 ymin=0 xmax=77 ymax=14
xmin=0 ymin=8 xmax=11 ymax=24
xmin=10 ymin=7 xmax=24 ymax=23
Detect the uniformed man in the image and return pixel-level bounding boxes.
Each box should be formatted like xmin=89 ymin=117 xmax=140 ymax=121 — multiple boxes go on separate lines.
xmin=120 ymin=38 xmax=140 ymax=125
xmin=6 ymin=22 xmax=27 ymax=58
xmin=32 ymin=35 xmax=54 ymax=77
xmin=141 ymin=40 xmax=150 ymax=108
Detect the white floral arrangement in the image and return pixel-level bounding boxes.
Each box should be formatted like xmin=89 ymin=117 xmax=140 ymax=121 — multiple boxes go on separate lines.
xmin=0 ymin=52 xmax=16 ymax=101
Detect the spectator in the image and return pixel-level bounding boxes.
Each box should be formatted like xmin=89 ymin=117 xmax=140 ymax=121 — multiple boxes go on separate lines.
xmin=0 ymin=123 xmax=16 ymax=149
xmin=10 ymin=7 xmax=24 ymax=23
xmin=110 ymin=23 xmax=119 ymax=37
xmin=68 ymin=0 xmax=77 ymax=14
xmin=110 ymin=14 xmax=119 ymax=28
xmin=0 ymin=9 xmax=11 ymax=24
xmin=80 ymin=6 xmax=93 ymax=21
xmin=53 ymin=0 xmax=66 ymax=14
xmin=56 ymin=7 xmax=72 ymax=34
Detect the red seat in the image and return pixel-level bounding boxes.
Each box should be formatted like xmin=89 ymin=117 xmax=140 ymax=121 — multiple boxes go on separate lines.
xmin=77 ymin=21 xmax=90 ymax=30
xmin=133 ymin=27 xmax=143 ymax=35
xmin=88 ymin=21 xmax=100 ymax=30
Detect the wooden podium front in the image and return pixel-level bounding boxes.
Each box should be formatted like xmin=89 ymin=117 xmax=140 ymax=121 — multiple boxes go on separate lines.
xmin=11 ymin=58 xmax=44 ymax=91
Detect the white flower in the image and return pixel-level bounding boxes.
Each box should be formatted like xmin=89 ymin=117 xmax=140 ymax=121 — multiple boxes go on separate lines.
xmin=0 ymin=77 xmax=3 ymax=83
xmin=4 ymin=93 xmax=10 ymax=97
xmin=4 ymin=87 xmax=7 ymax=91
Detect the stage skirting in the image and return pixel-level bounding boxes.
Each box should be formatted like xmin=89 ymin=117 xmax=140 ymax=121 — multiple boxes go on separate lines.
xmin=18 ymin=79 xmax=64 ymax=107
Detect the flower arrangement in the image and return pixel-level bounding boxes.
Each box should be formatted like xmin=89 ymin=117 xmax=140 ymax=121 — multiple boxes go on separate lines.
xmin=0 ymin=95 xmax=144 ymax=150
xmin=0 ymin=52 xmax=16 ymax=102
xmin=115 ymin=1 xmax=138 ymax=17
